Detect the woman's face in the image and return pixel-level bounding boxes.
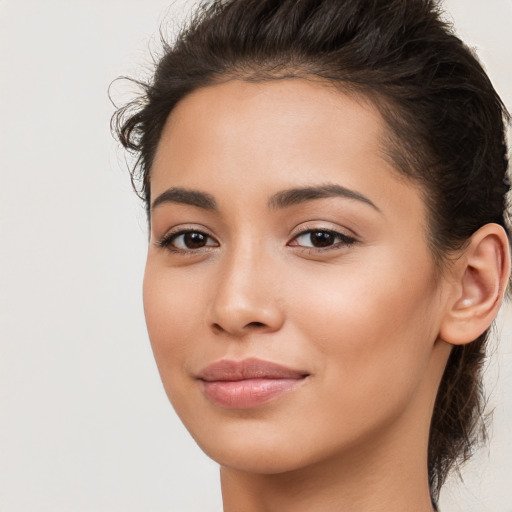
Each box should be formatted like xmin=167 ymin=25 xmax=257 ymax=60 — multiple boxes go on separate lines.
xmin=144 ymin=79 xmax=451 ymax=473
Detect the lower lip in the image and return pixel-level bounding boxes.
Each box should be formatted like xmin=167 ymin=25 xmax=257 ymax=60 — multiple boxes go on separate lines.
xmin=201 ymin=378 xmax=305 ymax=409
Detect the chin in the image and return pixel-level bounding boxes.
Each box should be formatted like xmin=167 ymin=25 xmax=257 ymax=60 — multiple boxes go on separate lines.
xmin=181 ymin=417 xmax=315 ymax=474
xmin=202 ymin=440 xmax=312 ymax=475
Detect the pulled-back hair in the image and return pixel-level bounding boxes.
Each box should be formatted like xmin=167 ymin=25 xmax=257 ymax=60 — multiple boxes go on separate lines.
xmin=112 ymin=0 xmax=510 ymax=504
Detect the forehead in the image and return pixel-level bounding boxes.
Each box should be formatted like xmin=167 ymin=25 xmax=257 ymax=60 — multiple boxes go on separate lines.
xmin=151 ymin=79 xmax=423 ymax=221
xmin=156 ymin=79 xmax=383 ymax=160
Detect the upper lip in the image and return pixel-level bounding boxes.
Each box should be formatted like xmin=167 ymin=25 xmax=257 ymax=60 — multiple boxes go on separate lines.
xmin=198 ymin=358 xmax=309 ymax=381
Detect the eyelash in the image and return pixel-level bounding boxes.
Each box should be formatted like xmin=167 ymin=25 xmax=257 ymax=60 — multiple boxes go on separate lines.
xmin=289 ymin=228 xmax=357 ymax=252
xmin=157 ymin=227 xmax=358 ymax=254
xmin=158 ymin=229 xmax=218 ymax=254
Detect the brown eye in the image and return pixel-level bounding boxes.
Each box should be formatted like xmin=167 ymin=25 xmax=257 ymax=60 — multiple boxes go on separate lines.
xmin=290 ymin=229 xmax=357 ymax=250
xmin=309 ymin=231 xmax=336 ymax=247
xmin=160 ymin=230 xmax=219 ymax=251
xmin=182 ymin=232 xmax=208 ymax=249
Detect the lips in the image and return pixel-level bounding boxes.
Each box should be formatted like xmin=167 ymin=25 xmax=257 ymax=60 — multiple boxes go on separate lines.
xmin=198 ymin=358 xmax=309 ymax=409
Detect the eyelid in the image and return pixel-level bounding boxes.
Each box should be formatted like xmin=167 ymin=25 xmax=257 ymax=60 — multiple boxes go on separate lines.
xmin=287 ymin=223 xmax=359 ymax=251
xmin=289 ymin=221 xmax=358 ymax=240
xmin=156 ymin=225 xmax=219 ymax=252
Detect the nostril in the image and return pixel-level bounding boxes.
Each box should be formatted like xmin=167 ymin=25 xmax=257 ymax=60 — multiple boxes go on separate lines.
xmin=212 ymin=323 xmax=224 ymax=334
xmin=247 ymin=322 xmax=265 ymax=328
xmin=211 ymin=321 xmax=267 ymax=335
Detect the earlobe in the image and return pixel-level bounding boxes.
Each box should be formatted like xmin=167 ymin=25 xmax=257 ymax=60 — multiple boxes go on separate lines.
xmin=440 ymin=223 xmax=511 ymax=346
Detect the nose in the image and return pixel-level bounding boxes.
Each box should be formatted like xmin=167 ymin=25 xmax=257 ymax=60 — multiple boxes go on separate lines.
xmin=207 ymin=248 xmax=285 ymax=337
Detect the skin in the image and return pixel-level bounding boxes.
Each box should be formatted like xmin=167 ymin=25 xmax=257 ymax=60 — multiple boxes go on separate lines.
xmin=143 ymin=79 xmax=505 ymax=511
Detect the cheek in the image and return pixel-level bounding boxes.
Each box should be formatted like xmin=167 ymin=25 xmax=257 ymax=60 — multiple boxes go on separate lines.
xmin=292 ymin=252 xmax=436 ymax=337
xmin=142 ymin=262 xmax=206 ymax=389
xmin=288 ymin=250 xmax=440 ymax=416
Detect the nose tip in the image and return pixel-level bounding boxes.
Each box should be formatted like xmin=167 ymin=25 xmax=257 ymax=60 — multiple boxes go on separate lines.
xmin=209 ymin=302 xmax=284 ymax=337
xmin=207 ymin=275 xmax=284 ymax=337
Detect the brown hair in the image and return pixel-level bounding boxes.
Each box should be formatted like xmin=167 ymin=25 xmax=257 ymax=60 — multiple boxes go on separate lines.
xmin=112 ymin=0 xmax=510 ymax=504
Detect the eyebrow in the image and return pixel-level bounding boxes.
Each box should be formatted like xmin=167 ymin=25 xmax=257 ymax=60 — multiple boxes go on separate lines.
xmin=268 ymin=184 xmax=380 ymax=212
xmin=150 ymin=183 xmax=380 ymax=213
xmin=151 ymin=187 xmax=218 ymax=211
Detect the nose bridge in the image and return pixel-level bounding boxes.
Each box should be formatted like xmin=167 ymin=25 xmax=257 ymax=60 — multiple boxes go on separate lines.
xmin=208 ymin=235 xmax=283 ymax=336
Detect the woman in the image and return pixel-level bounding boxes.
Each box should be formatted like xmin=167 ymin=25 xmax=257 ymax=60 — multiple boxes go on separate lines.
xmin=113 ymin=0 xmax=510 ymax=510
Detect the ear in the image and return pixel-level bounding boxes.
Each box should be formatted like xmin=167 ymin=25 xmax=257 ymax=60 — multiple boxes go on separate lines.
xmin=440 ymin=223 xmax=511 ymax=346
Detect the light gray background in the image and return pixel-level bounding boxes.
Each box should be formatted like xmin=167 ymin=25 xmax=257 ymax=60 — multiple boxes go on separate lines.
xmin=0 ymin=1 xmax=511 ymax=511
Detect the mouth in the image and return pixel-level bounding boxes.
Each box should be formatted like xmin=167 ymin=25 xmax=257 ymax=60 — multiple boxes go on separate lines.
xmin=197 ymin=358 xmax=310 ymax=409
